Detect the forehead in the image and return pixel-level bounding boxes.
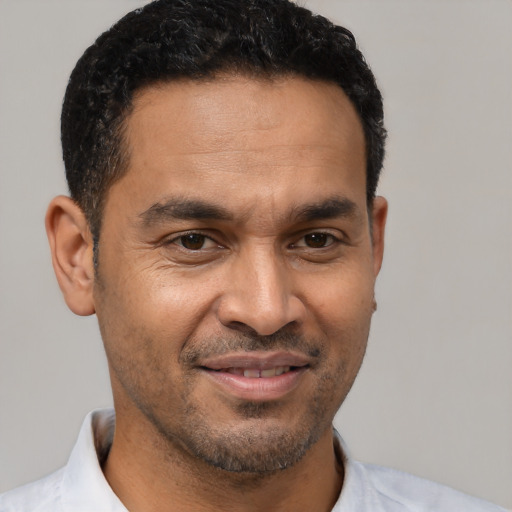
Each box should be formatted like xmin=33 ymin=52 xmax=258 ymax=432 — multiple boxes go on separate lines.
xmin=127 ymin=75 xmax=364 ymax=158
xmin=111 ymin=75 xmax=366 ymax=221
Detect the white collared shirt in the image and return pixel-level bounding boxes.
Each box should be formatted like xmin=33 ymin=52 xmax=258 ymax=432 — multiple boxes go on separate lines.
xmin=0 ymin=409 xmax=506 ymax=511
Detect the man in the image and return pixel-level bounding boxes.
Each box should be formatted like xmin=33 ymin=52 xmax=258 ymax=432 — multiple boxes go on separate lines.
xmin=0 ymin=1 xmax=507 ymax=511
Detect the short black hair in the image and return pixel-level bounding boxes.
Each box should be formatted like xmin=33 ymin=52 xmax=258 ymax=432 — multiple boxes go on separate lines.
xmin=62 ymin=0 xmax=386 ymax=239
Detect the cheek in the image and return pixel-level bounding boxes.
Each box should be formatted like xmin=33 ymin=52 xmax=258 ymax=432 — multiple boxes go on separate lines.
xmin=305 ymin=264 xmax=375 ymax=321
xmin=97 ymin=257 xmax=216 ymax=337
xmin=305 ymin=267 xmax=374 ymax=360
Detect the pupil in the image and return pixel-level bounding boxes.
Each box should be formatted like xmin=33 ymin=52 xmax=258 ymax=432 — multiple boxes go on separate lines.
xmin=305 ymin=233 xmax=328 ymax=248
xmin=181 ymin=234 xmax=205 ymax=250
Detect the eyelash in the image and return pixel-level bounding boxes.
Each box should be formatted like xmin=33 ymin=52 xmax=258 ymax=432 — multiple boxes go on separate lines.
xmin=165 ymin=230 xmax=344 ymax=252
xmin=289 ymin=232 xmax=342 ymax=249
xmin=166 ymin=231 xmax=221 ymax=251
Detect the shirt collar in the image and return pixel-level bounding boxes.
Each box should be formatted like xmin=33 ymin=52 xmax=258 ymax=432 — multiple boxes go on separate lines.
xmin=60 ymin=408 xmax=127 ymax=511
xmin=60 ymin=409 xmax=368 ymax=512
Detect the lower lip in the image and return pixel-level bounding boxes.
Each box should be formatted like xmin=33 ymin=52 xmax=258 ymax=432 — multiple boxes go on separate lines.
xmin=201 ymin=367 xmax=308 ymax=401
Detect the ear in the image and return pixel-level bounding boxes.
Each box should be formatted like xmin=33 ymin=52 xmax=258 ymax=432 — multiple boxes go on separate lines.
xmin=45 ymin=196 xmax=95 ymax=316
xmin=370 ymin=196 xmax=388 ymax=277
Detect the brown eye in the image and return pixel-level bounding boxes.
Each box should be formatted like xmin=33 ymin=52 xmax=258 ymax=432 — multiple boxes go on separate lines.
xmin=179 ymin=233 xmax=207 ymax=250
xmin=304 ymin=233 xmax=332 ymax=248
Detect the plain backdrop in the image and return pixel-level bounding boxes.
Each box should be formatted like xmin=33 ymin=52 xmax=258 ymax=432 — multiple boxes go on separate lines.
xmin=0 ymin=0 xmax=511 ymax=508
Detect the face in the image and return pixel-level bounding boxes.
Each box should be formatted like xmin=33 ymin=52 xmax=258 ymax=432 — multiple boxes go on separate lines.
xmin=93 ymin=76 xmax=386 ymax=473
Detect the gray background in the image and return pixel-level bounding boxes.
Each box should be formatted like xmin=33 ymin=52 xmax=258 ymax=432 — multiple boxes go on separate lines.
xmin=0 ymin=0 xmax=511 ymax=508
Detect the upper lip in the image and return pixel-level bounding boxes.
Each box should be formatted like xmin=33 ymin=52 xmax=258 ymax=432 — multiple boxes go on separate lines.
xmin=199 ymin=351 xmax=311 ymax=370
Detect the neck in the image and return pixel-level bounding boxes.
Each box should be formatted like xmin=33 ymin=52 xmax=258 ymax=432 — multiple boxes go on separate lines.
xmin=103 ymin=413 xmax=344 ymax=512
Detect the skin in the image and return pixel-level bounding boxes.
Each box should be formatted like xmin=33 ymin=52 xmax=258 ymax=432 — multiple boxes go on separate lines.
xmin=46 ymin=76 xmax=387 ymax=512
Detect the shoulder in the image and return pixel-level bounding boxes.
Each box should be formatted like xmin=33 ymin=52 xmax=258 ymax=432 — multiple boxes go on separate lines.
xmin=0 ymin=468 xmax=64 ymax=512
xmin=354 ymin=461 xmax=507 ymax=512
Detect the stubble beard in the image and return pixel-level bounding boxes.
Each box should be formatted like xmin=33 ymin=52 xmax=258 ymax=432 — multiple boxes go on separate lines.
xmin=102 ymin=306 xmax=368 ymax=476
xmin=133 ymin=332 xmax=352 ymax=476
xmin=174 ymin=395 xmax=334 ymax=474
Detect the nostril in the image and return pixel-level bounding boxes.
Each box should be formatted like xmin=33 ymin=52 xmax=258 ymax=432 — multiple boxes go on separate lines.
xmin=216 ymin=290 xmax=306 ymax=337
xmin=225 ymin=320 xmax=302 ymax=339
xmin=225 ymin=321 xmax=259 ymax=336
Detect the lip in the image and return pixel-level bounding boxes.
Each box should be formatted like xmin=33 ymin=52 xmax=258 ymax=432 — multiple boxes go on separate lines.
xmin=200 ymin=351 xmax=311 ymax=370
xmin=199 ymin=351 xmax=310 ymax=401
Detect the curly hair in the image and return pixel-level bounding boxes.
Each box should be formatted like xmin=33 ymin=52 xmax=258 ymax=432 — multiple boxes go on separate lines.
xmin=61 ymin=0 xmax=386 ymax=239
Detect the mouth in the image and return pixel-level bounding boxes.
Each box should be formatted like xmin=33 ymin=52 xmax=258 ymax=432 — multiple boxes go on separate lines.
xmin=209 ymin=365 xmax=293 ymax=378
xmin=198 ymin=352 xmax=310 ymax=401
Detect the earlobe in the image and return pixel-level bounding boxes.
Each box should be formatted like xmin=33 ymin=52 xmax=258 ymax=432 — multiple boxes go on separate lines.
xmin=371 ymin=196 xmax=388 ymax=277
xmin=45 ymin=196 xmax=96 ymax=316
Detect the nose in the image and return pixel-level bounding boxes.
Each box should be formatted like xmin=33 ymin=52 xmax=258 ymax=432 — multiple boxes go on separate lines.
xmin=216 ymin=248 xmax=306 ymax=336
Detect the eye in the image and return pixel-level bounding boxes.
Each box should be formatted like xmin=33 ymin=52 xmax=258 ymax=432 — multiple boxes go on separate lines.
xmin=173 ymin=233 xmax=217 ymax=250
xmin=293 ymin=232 xmax=338 ymax=249
xmin=304 ymin=233 xmax=333 ymax=248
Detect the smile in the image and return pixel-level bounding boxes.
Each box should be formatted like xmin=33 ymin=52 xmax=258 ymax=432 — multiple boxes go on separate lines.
xmin=198 ymin=352 xmax=310 ymax=401
xmin=213 ymin=366 xmax=291 ymax=378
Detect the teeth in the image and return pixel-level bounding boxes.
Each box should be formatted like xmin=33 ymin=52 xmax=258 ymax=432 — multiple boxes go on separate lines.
xmin=236 ymin=366 xmax=291 ymax=378
xmin=243 ymin=369 xmax=261 ymax=378
xmin=217 ymin=366 xmax=293 ymax=377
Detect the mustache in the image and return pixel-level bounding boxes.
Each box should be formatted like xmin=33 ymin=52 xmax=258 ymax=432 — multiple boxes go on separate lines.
xmin=180 ymin=330 xmax=324 ymax=366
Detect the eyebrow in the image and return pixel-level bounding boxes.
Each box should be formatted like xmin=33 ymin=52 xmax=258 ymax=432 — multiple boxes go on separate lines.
xmin=139 ymin=198 xmax=233 ymax=226
xmin=139 ymin=195 xmax=360 ymax=227
xmin=290 ymin=196 xmax=360 ymax=223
